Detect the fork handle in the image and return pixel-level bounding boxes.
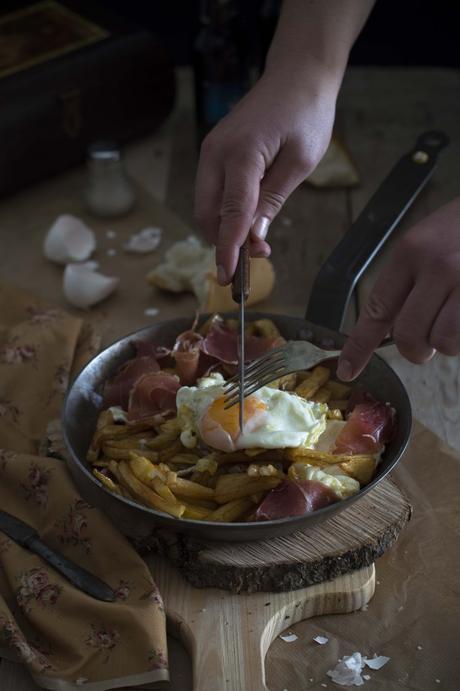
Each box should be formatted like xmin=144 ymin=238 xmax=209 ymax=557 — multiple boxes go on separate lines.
xmin=232 ymin=240 xmax=250 ymax=303
xmin=306 ymin=130 xmax=449 ymax=332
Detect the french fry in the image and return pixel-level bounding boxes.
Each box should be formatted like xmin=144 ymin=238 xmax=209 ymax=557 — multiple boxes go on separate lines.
xmin=247 ymin=464 xmax=283 ymax=478
xmin=181 ymin=497 xmax=218 ymax=510
xmin=158 ymin=439 xmax=187 ymax=463
xmin=168 ymin=452 xmax=201 ymax=466
xmin=116 ymin=461 xmax=185 ymax=518
xmin=207 ymin=497 xmax=255 ymax=522
xmin=311 ymin=386 xmax=332 ymax=404
xmin=129 ymin=454 xmax=183 ymax=504
xmin=87 ymin=413 xmax=153 ymax=462
xmin=268 ymin=372 xmax=298 ymax=391
xmin=190 ymin=470 xmax=216 ymax=487
xmin=338 ymin=456 xmax=377 ymax=485
xmin=252 ymin=319 xmax=281 ymax=339
xmin=101 ymin=434 xmax=153 ymax=449
xmin=324 ymin=380 xmax=352 ymax=399
xmin=326 ymin=408 xmax=344 ymax=420
xmin=167 ymin=473 xmax=216 ymax=500
xmin=144 ymin=418 xmax=181 ymax=450
xmin=295 ymin=365 xmax=331 ymax=400
xmin=286 ymin=447 xmax=376 ymax=467
xmin=182 ymin=503 xmax=212 ymax=520
xmin=102 ymin=443 xmax=159 ymax=462
xmin=93 ymin=469 xmax=123 ymax=495
xmin=214 ymin=473 xmax=281 ymax=504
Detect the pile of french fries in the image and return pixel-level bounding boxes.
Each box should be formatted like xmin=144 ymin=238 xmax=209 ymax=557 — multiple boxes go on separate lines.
xmin=86 ymin=319 xmax=378 ymax=523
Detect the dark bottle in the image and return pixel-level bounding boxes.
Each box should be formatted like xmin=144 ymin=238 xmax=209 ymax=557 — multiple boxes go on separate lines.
xmin=193 ymin=0 xmax=252 ymax=143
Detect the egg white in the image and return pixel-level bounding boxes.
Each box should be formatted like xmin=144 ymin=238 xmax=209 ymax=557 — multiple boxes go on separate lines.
xmin=176 ymin=373 xmax=327 ymax=452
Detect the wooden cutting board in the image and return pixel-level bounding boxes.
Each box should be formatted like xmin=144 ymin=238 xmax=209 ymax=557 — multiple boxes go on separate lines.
xmin=146 ymin=478 xmax=411 ymax=691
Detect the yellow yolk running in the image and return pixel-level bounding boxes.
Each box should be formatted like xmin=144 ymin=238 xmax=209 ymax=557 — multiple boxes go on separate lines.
xmin=201 ymin=396 xmax=267 ymax=442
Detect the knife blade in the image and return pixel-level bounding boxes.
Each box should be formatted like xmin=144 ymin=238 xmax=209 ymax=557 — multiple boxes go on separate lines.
xmin=0 ymin=510 xmax=116 ymax=602
xmin=231 ymin=240 xmax=250 ymax=433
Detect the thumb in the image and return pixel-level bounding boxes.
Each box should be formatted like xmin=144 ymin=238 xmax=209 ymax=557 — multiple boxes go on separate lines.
xmin=250 ymin=145 xmax=314 ymax=243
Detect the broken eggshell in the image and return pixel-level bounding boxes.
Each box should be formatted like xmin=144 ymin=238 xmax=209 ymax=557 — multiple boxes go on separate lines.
xmin=43 ymin=214 xmax=96 ymax=264
xmin=63 ymin=262 xmax=119 ymax=309
xmin=123 ymin=227 xmax=162 ymax=254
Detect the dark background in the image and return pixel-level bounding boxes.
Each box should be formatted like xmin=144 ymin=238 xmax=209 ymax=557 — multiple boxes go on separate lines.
xmin=95 ymin=0 xmax=460 ymax=68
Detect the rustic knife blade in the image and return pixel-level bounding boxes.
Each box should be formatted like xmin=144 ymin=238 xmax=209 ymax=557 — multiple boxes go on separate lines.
xmin=0 ymin=510 xmax=116 ymax=602
xmin=231 ymin=240 xmax=250 ymax=432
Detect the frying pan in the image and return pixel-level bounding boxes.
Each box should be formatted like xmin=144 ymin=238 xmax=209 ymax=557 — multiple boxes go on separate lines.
xmin=63 ymin=131 xmax=448 ymax=542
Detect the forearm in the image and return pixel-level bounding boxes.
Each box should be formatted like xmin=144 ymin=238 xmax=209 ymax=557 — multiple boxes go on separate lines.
xmin=264 ymin=0 xmax=376 ymax=90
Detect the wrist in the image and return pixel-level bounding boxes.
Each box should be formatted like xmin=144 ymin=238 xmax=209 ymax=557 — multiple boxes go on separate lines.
xmin=262 ymin=53 xmax=343 ymax=104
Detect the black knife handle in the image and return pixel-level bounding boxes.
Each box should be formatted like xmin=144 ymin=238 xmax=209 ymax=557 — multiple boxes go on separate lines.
xmin=305 ymin=130 xmax=449 ymax=331
xmin=27 ymin=536 xmax=116 ymax=602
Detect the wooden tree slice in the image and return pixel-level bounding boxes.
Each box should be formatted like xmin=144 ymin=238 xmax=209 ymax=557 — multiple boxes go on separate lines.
xmin=148 ymin=557 xmax=376 ymax=691
xmin=149 ymin=478 xmax=411 ymax=593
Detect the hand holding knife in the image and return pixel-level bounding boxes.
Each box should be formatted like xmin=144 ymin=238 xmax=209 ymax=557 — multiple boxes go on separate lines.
xmin=231 ymin=239 xmax=250 ymax=433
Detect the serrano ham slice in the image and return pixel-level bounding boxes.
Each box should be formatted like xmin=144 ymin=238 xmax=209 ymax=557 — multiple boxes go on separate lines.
xmin=102 ymin=356 xmax=160 ymax=410
xmin=128 ymin=371 xmax=181 ymax=422
xmin=334 ymin=398 xmax=395 ymax=455
xmin=172 ymin=329 xmax=204 ymax=385
xmin=254 ymin=479 xmax=338 ymax=521
xmin=133 ymin=340 xmax=170 ymax=360
xmin=201 ymin=316 xmax=284 ymax=372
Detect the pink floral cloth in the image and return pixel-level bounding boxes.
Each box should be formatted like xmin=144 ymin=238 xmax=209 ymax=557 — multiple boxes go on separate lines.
xmin=0 ymin=282 xmax=169 ymax=690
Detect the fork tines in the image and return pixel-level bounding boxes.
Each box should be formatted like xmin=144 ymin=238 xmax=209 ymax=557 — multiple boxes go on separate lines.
xmin=223 ymin=347 xmax=288 ymax=409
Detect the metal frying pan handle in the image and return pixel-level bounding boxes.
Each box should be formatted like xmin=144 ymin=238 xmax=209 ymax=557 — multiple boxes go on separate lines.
xmin=305 ymin=130 xmax=449 ymax=332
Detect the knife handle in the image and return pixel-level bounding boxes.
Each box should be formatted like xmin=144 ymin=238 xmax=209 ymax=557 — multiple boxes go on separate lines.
xmin=231 ymin=240 xmax=250 ymax=303
xmin=27 ymin=536 xmax=116 ymax=602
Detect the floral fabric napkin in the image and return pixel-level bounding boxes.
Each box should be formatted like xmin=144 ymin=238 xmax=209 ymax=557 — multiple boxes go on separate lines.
xmin=0 ymin=281 xmax=169 ymax=690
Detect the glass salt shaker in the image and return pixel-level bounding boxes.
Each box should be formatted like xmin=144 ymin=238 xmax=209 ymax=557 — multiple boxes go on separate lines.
xmin=84 ymin=141 xmax=136 ymax=217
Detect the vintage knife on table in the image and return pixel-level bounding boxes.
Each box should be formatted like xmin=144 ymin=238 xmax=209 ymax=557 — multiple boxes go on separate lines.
xmin=0 ymin=510 xmax=116 ymax=602
xmin=231 ymin=240 xmax=250 ymax=432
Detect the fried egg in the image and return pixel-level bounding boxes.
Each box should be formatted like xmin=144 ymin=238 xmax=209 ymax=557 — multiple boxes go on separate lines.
xmin=176 ymin=373 xmax=327 ymax=453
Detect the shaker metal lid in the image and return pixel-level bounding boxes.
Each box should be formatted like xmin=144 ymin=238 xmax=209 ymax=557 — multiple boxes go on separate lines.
xmin=87 ymin=140 xmax=120 ymax=162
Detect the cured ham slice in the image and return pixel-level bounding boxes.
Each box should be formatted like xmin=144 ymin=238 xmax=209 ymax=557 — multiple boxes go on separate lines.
xmin=102 ymin=356 xmax=160 ymax=409
xmin=334 ymin=398 xmax=395 ymax=455
xmin=134 ymin=340 xmax=170 ymax=360
xmin=128 ymin=371 xmax=181 ymax=422
xmin=254 ymin=479 xmax=338 ymax=521
xmin=172 ymin=329 xmax=204 ymax=385
xmin=201 ymin=316 xmax=284 ymax=371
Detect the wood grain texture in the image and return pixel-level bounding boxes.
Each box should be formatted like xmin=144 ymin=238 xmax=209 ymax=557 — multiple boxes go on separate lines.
xmin=150 ymin=556 xmax=375 ymax=691
xmin=139 ymin=478 xmax=411 ymax=594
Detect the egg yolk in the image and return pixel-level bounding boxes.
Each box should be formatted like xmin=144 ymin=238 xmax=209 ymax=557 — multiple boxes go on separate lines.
xmin=202 ymin=395 xmax=267 ymax=441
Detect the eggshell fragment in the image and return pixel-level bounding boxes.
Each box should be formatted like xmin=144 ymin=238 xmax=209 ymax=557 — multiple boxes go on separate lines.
xmin=279 ymin=633 xmax=298 ymax=643
xmin=123 ymin=227 xmax=162 ymax=254
xmin=44 ymin=214 xmax=96 ymax=264
xmin=63 ymin=262 xmax=119 ymax=308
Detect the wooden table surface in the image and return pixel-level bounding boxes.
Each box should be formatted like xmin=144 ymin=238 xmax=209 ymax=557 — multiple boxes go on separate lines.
xmin=1 ymin=66 xmax=459 ymax=690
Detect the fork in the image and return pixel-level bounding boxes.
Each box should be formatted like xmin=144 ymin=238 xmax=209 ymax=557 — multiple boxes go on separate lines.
xmin=223 ymin=340 xmax=341 ymax=408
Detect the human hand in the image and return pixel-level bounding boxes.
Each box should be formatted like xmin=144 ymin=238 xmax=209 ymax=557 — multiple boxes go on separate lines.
xmin=337 ymin=197 xmax=460 ymax=380
xmin=194 ymin=64 xmax=339 ymax=285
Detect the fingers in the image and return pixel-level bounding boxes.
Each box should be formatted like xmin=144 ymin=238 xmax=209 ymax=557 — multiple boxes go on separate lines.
xmin=215 ymin=155 xmax=265 ymax=284
xmin=430 ymin=286 xmax=460 ymax=355
xmin=337 ymin=259 xmax=413 ymax=381
xmin=390 ymin=276 xmax=447 ymax=363
xmin=249 ymin=237 xmax=271 ymax=258
xmin=249 ymin=144 xmax=315 ymax=246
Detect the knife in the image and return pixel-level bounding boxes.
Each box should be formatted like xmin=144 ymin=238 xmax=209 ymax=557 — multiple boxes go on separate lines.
xmin=0 ymin=510 xmax=116 ymax=602
xmin=231 ymin=239 xmax=250 ymax=432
